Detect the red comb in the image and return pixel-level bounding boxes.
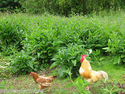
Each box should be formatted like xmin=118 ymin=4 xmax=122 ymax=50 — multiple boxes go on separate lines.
xmin=80 ymin=55 xmax=87 ymax=63
xmin=30 ymin=72 xmax=33 ymax=75
xmin=81 ymin=55 xmax=87 ymax=58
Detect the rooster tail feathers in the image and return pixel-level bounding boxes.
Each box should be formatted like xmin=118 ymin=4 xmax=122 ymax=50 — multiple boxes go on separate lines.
xmin=104 ymin=73 xmax=108 ymax=82
xmin=101 ymin=71 xmax=108 ymax=82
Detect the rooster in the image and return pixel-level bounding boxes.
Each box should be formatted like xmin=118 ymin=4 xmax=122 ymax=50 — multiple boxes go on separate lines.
xmin=30 ymin=72 xmax=57 ymax=92
xmin=79 ymin=55 xmax=108 ymax=90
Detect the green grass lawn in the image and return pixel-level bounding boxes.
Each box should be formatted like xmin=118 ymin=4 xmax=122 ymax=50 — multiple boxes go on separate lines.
xmin=0 ymin=55 xmax=125 ymax=94
xmin=0 ymin=74 xmax=76 ymax=94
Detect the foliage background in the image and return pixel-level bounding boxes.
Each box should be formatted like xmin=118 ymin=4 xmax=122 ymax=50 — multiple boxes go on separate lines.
xmin=0 ymin=13 xmax=125 ymax=77
xmin=0 ymin=0 xmax=125 ymax=16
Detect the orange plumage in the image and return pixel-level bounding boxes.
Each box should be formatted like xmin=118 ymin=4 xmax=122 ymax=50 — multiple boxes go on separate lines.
xmin=79 ymin=55 xmax=108 ymax=83
xmin=30 ymin=72 xmax=57 ymax=90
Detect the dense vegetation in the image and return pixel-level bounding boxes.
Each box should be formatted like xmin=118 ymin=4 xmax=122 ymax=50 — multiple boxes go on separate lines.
xmin=0 ymin=12 xmax=125 ymax=77
xmin=0 ymin=0 xmax=21 ymax=12
xmin=0 ymin=0 xmax=125 ymax=16
xmin=1 ymin=1 xmax=125 ymax=93
xmin=0 ymin=1 xmax=125 ymax=94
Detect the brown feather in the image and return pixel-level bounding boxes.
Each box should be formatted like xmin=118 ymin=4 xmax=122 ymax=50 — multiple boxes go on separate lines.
xmin=30 ymin=72 xmax=56 ymax=90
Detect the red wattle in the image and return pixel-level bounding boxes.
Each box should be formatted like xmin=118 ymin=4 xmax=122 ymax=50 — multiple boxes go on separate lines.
xmin=80 ymin=58 xmax=84 ymax=63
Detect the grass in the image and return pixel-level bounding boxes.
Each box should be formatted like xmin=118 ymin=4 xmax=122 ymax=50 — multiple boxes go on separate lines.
xmin=0 ymin=53 xmax=11 ymax=68
xmin=0 ymin=74 xmax=76 ymax=94
xmin=0 ymin=55 xmax=125 ymax=94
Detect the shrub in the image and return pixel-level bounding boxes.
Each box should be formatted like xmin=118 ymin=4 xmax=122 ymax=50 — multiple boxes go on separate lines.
xmin=10 ymin=51 xmax=38 ymax=74
xmin=20 ymin=0 xmax=125 ymax=16
xmin=0 ymin=0 xmax=21 ymax=12
xmin=50 ymin=44 xmax=90 ymax=78
xmin=1 ymin=13 xmax=125 ymax=75
xmin=72 ymin=77 xmax=91 ymax=94
xmin=0 ymin=20 xmax=26 ymax=55
xmin=23 ymin=29 xmax=63 ymax=70
xmin=80 ymin=22 xmax=108 ymax=50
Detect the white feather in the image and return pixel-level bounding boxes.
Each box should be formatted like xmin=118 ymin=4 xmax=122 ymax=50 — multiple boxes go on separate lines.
xmin=79 ymin=67 xmax=84 ymax=74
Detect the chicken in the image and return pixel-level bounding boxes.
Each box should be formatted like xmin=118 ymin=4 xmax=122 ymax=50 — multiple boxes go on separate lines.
xmin=79 ymin=55 xmax=108 ymax=87
xmin=30 ymin=72 xmax=57 ymax=92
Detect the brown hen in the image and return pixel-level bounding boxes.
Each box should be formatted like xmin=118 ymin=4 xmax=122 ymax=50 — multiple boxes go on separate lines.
xmin=30 ymin=72 xmax=56 ymax=91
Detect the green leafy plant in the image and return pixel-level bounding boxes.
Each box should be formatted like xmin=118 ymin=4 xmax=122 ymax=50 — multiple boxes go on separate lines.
xmin=72 ymin=77 xmax=91 ymax=94
xmin=50 ymin=43 xmax=89 ymax=78
xmin=23 ymin=30 xmax=63 ymax=70
xmin=10 ymin=50 xmax=38 ymax=74
xmin=0 ymin=20 xmax=26 ymax=55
